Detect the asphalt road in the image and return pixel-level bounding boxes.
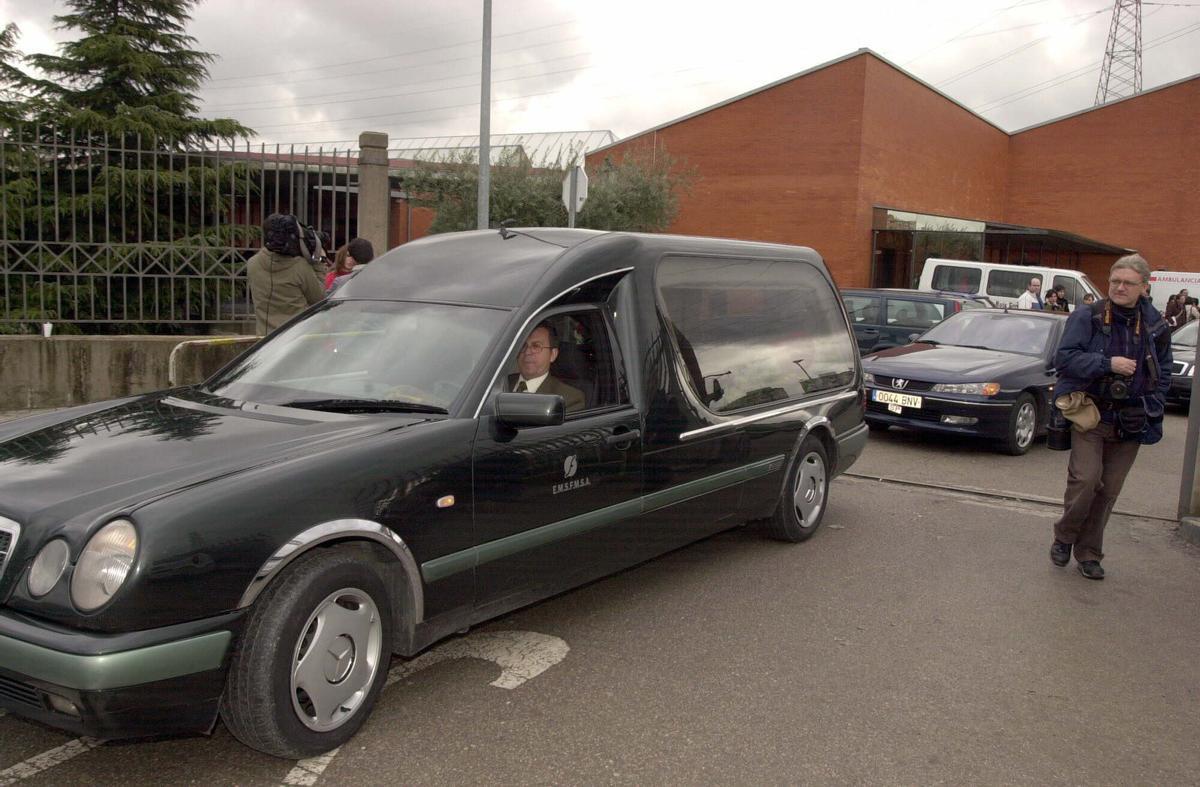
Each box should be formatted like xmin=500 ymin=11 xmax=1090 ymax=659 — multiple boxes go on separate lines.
xmin=1 ymin=408 xmax=1198 ymax=784
xmin=852 ymin=410 xmax=1191 ymax=521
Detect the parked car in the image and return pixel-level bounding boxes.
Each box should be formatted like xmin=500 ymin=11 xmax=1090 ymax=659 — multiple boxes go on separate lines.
xmin=1167 ymin=319 xmax=1197 ymax=407
xmin=918 ymin=258 xmax=1103 ymax=311
xmin=841 ymin=287 xmax=991 ymax=354
xmin=0 ymin=229 xmax=867 ymax=758
xmin=862 ymin=308 xmax=1069 ymax=454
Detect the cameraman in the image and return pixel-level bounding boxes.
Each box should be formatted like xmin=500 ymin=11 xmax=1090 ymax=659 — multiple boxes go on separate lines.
xmin=1050 ymin=254 xmax=1171 ymax=580
xmin=247 ymin=213 xmax=325 ymax=336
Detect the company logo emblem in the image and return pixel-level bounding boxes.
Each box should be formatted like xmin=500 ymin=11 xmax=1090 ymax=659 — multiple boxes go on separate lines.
xmin=893 ymin=378 xmax=909 ymax=390
xmin=563 ymin=455 xmax=578 ymax=479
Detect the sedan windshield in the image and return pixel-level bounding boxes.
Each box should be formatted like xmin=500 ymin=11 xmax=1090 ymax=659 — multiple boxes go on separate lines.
xmin=205 ymin=300 xmax=509 ymax=412
xmin=918 ymin=312 xmax=1055 ymax=356
xmin=1173 ymin=320 xmax=1198 ymax=348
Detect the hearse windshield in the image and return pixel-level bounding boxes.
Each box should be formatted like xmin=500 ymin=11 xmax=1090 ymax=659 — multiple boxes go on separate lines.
xmin=205 ymin=300 xmax=508 ymax=413
xmin=919 ymin=311 xmax=1055 ymax=356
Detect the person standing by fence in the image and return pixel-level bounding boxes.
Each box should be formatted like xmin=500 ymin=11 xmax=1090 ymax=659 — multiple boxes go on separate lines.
xmin=248 ymin=213 xmax=325 ymax=335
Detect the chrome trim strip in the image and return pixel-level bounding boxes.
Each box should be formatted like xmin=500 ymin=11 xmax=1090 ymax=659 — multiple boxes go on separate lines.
xmin=0 ymin=516 xmax=19 ymax=582
xmin=471 ymin=266 xmax=636 ymax=419
xmin=680 ymin=390 xmax=859 ymax=441
xmin=238 ymin=519 xmax=424 ymax=622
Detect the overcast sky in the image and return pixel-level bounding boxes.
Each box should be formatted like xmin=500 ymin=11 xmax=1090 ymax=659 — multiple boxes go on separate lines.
xmin=3 ymin=0 xmax=1199 ymax=149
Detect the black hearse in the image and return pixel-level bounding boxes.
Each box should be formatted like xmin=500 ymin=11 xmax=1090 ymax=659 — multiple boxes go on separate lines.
xmin=0 ymin=229 xmax=866 ymax=758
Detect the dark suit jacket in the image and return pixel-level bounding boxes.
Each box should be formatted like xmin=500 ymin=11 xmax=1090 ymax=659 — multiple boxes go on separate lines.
xmin=507 ymin=373 xmax=586 ymax=413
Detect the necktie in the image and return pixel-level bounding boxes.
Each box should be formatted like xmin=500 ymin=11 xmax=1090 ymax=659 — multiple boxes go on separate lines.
xmin=514 ymin=380 xmax=528 ymax=392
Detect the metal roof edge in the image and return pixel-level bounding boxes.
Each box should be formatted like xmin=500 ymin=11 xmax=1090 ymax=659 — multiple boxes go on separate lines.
xmin=1010 ymin=71 xmax=1200 ymax=135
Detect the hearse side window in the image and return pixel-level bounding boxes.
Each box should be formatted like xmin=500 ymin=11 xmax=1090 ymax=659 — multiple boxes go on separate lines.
xmin=657 ymin=257 xmax=856 ymax=413
xmin=502 ymin=308 xmax=629 ymax=413
xmin=930 ymin=264 xmax=980 ymax=294
xmin=843 ymin=295 xmax=881 ymax=324
xmin=987 ymin=269 xmax=1035 ymax=299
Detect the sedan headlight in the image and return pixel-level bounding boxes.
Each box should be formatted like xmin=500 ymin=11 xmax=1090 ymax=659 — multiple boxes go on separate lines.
xmin=28 ymin=539 xmax=70 ymax=597
xmin=931 ymin=382 xmax=1001 ymax=396
xmin=863 ymin=373 xmax=876 ymax=385
xmin=70 ymin=519 xmax=138 ymax=611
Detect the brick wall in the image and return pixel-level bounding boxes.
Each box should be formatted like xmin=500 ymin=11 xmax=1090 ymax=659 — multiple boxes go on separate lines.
xmin=1007 ymin=78 xmax=1200 ymax=272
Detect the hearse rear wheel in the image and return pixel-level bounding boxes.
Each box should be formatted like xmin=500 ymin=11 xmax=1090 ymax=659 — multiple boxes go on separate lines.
xmin=763 ymin=436 xmax=830 ymax=542
xmin=221 ymin=548 xmax=393 ymax=759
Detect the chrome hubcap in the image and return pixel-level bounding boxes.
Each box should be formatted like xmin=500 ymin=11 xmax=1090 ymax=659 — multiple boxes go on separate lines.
xmin=291 ymin=588 xmax=383 ymax=732
xmin=1015 ymin=402 xmax=1036 ymax=448
xmin=793 ymin=451 xmax=827 ymax=528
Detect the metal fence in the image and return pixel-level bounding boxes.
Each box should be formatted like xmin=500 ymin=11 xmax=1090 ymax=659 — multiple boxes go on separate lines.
xmin=0 ymin=126 xmax=360 ymax=330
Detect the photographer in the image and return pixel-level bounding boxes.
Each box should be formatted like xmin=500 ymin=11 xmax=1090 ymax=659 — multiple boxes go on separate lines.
xmin=1050 ymin=254 xmax=1172 ymax=580
xmin=247 ymin=213 xmax=326 ymax=336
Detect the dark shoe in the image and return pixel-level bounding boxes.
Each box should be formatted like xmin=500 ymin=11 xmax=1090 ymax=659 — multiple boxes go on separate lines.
xmin=1077 ymin=560 xmax=1105 ymax=580
xmin=1050 ymin=541 xmax=1071 ymax=567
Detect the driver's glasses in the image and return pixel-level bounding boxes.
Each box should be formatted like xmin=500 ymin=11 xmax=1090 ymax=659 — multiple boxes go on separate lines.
xmin=520 ymin=342 xmax=552 ymax=354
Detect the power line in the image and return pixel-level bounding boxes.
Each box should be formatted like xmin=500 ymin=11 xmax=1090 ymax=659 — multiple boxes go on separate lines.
xmin=973 ymin=20 xmax=1200 ymax=112
xmin=206 ymin=20 xmax=577 ymax=83
xmin=202 ymin=50 xmax=591 ymax=112
xmin=902 ymin=0 xmax=1053 ymax=65
xmin=200 ymin=34 xmax=588 ymax=94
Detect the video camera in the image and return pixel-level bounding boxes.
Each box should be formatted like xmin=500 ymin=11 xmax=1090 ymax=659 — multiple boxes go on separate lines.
xmin=263 ymin=213 xmax=331 ymax=268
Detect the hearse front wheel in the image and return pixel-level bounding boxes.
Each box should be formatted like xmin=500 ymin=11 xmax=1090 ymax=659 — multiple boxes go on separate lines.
xmin=763 ymin=436 xmax=830 ymax=542
xmin=221 ymin=549 xmax=393 ymax=759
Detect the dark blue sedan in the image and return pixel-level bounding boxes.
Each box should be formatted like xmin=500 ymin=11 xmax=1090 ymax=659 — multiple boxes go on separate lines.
xmin=1167 ymin=320 xmax=1196 ymax=408
xmin=862 ymin=309 xmax=1069 ymax=454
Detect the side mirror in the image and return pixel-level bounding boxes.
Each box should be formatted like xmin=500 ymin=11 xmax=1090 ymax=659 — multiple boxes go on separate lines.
xmin=908 ymin=332 xmax=922 ymax=342
xmin=494 ymin=392 xmax=565 ymax=428
xmin=708 ymin=378 xmax=724 ymax=404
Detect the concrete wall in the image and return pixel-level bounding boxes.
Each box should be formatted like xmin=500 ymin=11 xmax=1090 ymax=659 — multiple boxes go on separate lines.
xmin=0 ymin=336 xmax=258 ymax=409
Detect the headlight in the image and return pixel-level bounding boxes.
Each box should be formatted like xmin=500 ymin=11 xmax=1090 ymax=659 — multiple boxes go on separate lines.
xmin=70 ymin=519 xmax=138 ymax=611
xmin=931 ymin=382 xmax=1001 ymax=396
xmin=863 ymin=373 xmax=876 ymax=385
xmin=28 ymin=539 xmax=70 ymax=597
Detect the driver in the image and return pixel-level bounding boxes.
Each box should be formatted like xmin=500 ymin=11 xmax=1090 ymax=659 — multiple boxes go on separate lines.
xmin=507 ymin=321 xmax=585 ymax=413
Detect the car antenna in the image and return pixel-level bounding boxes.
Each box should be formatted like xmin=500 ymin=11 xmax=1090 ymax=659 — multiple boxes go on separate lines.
xmin=498 ymin=219 xmax=567 ymax=247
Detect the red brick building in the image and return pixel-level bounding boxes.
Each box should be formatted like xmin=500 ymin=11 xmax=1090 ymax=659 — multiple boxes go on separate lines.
xmin=585 ymin=49 xmax=1200 ymax=289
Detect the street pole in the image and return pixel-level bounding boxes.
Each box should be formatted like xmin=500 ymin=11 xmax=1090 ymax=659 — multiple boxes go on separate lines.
xmin=476 ymin=0 xmax=491 ymax=231
xmin=567 ymin=167 xmax=578 ymax=228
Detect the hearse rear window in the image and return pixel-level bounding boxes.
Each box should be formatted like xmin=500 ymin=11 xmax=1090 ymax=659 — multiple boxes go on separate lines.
xmin=657 ymin=257 xmax=856 ymax=413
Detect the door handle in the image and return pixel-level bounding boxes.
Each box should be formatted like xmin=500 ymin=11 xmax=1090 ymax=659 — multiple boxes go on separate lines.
xmin=605 ymin=428 xmax=641 ymax=446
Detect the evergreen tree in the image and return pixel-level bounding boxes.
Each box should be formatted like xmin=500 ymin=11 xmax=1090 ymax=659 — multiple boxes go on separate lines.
xmin=1 ymin=1 xmax=257 ymax=334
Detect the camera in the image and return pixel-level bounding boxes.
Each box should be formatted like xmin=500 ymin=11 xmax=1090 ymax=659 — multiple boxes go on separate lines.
xmin=1098 ymin=374 xmax=1131 ymax=401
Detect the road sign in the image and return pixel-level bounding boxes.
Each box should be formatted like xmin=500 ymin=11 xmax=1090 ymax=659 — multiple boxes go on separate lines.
xmin=562 ymin=166 xmax=588 ymax=227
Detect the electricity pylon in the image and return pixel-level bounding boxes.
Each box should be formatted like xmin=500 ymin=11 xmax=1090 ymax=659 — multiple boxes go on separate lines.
xmin=1095 ymin=0 xmax=1142 ymax=105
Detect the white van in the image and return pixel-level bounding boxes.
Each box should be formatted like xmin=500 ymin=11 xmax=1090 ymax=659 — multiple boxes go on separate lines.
xmin=1148 ymin=270 xmax=1200 ymax=309
xmin=917 ymin=258 xmax=1104 ymax=310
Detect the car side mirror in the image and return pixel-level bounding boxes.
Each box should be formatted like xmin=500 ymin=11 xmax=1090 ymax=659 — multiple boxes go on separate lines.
xmin=708 ymin=378 xmax=724 ymax=404
xmin=494 ymin=392 xmax=565 ymax=428
xmin=908 ymin=332 xmax=922 ymax=342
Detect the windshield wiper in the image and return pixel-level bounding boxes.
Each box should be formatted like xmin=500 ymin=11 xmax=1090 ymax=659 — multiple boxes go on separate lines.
xmin=955 ymin=344 xmax=996 ymax=351
xmin=280 ymin=398 xmax=448 ymax=415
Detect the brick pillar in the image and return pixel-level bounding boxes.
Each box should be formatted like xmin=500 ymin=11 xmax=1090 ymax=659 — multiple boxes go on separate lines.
xmin=357 ymin=131 xmax=390 ymax=252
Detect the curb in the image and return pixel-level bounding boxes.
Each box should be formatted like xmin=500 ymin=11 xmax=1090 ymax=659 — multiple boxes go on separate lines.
xmin=1180 ymin=518 xmax=1200 ymax=547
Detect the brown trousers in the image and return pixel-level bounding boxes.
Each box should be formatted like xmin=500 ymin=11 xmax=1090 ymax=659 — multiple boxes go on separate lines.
xmin=1053 ymin=422 xmax=1140 ymax=563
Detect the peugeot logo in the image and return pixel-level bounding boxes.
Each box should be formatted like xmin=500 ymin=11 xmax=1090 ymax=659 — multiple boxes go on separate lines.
xmin=893 ymin=378 xmax=909 ymax=390
xmin=563 ymin=455 xmax=578 ymax=479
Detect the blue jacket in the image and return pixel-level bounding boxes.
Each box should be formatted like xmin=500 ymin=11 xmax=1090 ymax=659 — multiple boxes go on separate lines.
xmin=1054 ymin=297 xmax=1172 ymax=444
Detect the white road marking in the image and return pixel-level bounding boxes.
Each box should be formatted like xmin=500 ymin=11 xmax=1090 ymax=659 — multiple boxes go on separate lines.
xmin=281 ymin=748 xmax=341 ymax=786
xmin=278 ymin=629 xmax=569 ymax=786
xmin=0 ymin=738 xmax=101 ymax=786
xmin=386 ymin=629 xmax=570 ymax=689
